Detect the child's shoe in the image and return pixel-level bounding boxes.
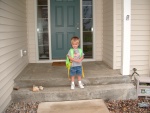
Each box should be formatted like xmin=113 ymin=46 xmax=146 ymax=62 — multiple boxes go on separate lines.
xmin=71 ymin=84 xmax=75 ymax=90
xmin=78 ymin=82 xmax=84 ymax=89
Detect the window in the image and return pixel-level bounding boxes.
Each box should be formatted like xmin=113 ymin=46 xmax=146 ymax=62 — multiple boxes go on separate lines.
xmin=82 ymin=0 xmax=93 ymax=58
xmin=37 ymin=0 xmax=49 ymax=60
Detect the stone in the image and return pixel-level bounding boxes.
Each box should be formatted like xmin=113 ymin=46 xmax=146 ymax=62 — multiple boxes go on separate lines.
xmin=39 ymin=86 xmax=44 ymax=90
xmin=33 ymin=85 xmax=39 ymax=92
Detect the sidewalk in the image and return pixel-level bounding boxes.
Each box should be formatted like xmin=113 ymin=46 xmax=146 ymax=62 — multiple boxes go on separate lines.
xmin=37 ymin=99 xmax=110 ymax=113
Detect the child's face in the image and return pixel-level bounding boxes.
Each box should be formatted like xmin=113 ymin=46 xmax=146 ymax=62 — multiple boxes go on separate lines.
xmin=71 ymin=41 xmax=79 ymax=49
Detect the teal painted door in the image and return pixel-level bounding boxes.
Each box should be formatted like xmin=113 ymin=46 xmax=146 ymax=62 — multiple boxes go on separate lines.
xmin=51 ymin=0 xmax=80 ymax=59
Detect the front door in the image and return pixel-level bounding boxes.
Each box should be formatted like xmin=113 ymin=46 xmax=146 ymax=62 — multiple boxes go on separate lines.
xmin=51 ymin=0 xmax=80 ymax=59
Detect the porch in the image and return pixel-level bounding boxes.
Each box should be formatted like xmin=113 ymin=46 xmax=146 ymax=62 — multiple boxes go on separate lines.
xmin=1 ymin=0 xmax=150 ymax=112
xmin=12 ymin=61 xmax=136 ymax=102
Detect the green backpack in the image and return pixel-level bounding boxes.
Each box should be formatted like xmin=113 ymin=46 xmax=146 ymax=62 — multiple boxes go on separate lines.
xmin=66 ymin=48 xmax=84 ymax=79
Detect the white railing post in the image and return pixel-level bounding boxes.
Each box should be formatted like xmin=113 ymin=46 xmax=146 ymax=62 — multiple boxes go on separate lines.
xmin=121 ymin=0 xmax=131 ymax=75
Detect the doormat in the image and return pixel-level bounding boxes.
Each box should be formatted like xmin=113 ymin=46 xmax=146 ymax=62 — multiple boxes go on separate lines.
xmin=52 ymin=62 xmax=66 ymax=66
xmin=37 ymin=99 xmax=110 ymax=113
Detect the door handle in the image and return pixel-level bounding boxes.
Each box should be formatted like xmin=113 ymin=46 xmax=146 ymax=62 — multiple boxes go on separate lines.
xmin=76 ymin=23 xmax=79 ymax=29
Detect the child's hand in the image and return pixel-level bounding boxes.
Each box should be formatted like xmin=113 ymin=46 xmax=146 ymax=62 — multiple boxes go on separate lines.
xmin=75 ymin=59 xmax=82 ymax=63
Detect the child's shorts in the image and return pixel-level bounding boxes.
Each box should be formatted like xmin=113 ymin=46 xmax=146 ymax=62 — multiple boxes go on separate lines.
xmin=70 ymin=66 xmax=82 ymax=76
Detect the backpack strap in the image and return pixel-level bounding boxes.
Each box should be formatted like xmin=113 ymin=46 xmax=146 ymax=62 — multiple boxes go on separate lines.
xmin=70 ymin=48 xmax=82 ymax=58
xmin=70 ymin=48 xmax=74 ymax=58
xmin=66 ymin=48 xmax=74 ymax=69
xmin=78 ymin=48 xmax=82 ymax=57
xmin=78 ymin=48 xmax=84 ymax=78
xmin=66 ymin=48 xmax=73 ymax=80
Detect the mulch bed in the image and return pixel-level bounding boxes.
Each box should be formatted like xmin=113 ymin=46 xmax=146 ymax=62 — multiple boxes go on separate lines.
xmin=5 ymin=101 xmax=40 ymax=113
xmin=4 ymin=98 xmax=150 ymax=113
xmin=105 ymin=97 xmax=150 ymax=113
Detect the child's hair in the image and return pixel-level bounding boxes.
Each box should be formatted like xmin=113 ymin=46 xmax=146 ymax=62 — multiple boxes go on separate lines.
xmin=71 ymin=36 xmax=80 ymax=44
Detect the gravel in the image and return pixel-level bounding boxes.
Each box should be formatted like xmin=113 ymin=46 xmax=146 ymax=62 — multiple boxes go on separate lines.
xmin=4 ymin=101 xmax=40 ymax=113
xmin=4 ymin=98 xmax=150 ymax=113
xmin=106 ymin=98 xmax=150 ymax=113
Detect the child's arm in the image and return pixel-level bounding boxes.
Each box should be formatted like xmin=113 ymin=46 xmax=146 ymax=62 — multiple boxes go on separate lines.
xmin=74 ymin=55 xmax=84 ymax=63
xmin=67 ymin=55 xmax=84 ymax=63
xmin=79 ymin=55 xmax=84 ymax=61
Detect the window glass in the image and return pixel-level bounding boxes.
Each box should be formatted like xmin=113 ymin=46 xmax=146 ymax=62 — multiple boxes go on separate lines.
xmin=37 ymin=19 xmax=48 ymax=33
xmin=83 ymin=45 xmax=93 ymax=58
xmin=37 ymin=0 xmax=49 ymax=60
xmin=83 ymin=0 xmax=92 ymax=5
xmin=37 ymin=6 xmax=48 ymax=18
xmin=83 ymin=6 xmax=92 ymax=18
xmin=83 ymin=32 xmax=92 ymax=42
xmin=82 ymin=0 xmax=93 ymax=58
xmin=83 ymin=19 xmax=92 ymax=31
xmin=38 ymin=0 xmax=47 ymax=5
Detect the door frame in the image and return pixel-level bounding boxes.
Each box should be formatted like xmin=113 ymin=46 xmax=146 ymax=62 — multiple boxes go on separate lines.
xmin=47 ymin=0 xmax=95 ymax=62
xmin=35 ymin=0 xmax=95 ymax=63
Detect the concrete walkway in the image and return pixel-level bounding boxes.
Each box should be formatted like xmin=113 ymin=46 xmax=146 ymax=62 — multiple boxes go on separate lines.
xmin=37 ymin=99 xmax=110 ymax=113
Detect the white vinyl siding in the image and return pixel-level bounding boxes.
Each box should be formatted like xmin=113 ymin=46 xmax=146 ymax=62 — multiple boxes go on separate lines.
xmin=115 ymin=0 xmax=122 ymax=69
xmin=103 ymin=0 xmax=114 ymax=68
xmin=114 ymin=0 xmax=150 ymax=74
xmin=131 ymin=0 xmax=150 ymax=75
xmin=94 ymin=0 xmax=103 ymax=61
xmin=26 ymin=0 xmax=37 ymax=63
xmin=0 ymin=0 xmax=28 ymax=112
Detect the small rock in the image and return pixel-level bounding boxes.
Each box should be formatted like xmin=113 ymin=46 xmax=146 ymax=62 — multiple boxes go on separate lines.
xmin=39 ymin=86 xmax=44 ymax=90
xmin=33 ymin=85 xmax=39 ymax=92
xmin=13 ymin=86 xmax=20 ymax=90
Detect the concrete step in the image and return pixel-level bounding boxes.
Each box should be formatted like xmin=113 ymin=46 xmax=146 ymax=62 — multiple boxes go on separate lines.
xmin=14 ymin=75 xmax=132 ymax=88
xmin=12 ymin=83 xmax=136 ymax=102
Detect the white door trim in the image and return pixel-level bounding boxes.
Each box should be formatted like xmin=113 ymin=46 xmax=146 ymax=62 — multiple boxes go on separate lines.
xmin=121 ymin=0 xmax=131 ymax=75
xmin=48 ymin=0 xmax=52 ymax=61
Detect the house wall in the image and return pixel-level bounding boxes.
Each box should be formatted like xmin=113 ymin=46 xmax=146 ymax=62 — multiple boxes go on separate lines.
xmin=26 ymin=0 xmax=37 ymax=63
xmin=0 ymin=0 xmax=28 ymax=112
xmin=114 ymin=0 xmax=150 ymax=75
xmin=27 ymin=0 xmax=103 ymax=63
xmin=94 ymin=0 xmax=103 ymax=61
xmin=103 ymin=0 xmax=114 ymax=68
xmin=115 ymin=0 xmax=122 ymax=69
xmin=131 ymin=0 xmax=150 ymax=75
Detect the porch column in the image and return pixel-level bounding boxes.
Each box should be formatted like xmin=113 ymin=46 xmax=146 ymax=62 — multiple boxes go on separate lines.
xmin=121 ymin=0 xmax=131 ymax=75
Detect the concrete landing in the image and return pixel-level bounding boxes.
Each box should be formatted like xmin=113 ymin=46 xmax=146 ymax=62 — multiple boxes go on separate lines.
xmin=37 ymin=99 xmax=110 ymax=113
xmin=14 ymin=61 xmax=131 ymax=88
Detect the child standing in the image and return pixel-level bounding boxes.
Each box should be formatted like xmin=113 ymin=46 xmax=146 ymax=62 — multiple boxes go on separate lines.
xmin=67 ymin=36 xmax=84 ymax=90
